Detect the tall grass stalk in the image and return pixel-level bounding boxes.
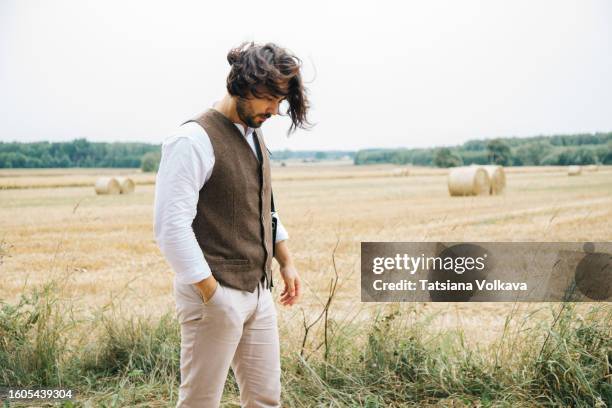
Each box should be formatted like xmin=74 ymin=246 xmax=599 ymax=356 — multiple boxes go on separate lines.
xmin=1 ymin=280 xmax=610 ymax=407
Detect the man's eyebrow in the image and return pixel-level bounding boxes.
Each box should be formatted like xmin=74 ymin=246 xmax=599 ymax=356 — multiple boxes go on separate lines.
xmin=264 ymin=95 xmax=285 ymax=101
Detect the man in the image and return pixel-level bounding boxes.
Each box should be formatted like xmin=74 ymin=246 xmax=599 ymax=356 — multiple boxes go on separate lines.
xmin=153 ymin=42 xmax=310 ymax=407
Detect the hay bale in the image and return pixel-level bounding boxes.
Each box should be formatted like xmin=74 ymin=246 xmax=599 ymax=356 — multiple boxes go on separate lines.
xmin=448 ymin=166 xmax=490 ymax=196
xmin=585 ymin=164 xmax=599 ymax=172
xmin=481 ymin=165 xmax=506 ymax=195
xmin=94 ymin=177 xmax=121 ymax=195
xmin=392 ymin=167 xmax=411 ymax=177
xmin=567 ymin=165 xmax=582 ymax=176
xmin=116 ymin=176 xmax=136 ymax=194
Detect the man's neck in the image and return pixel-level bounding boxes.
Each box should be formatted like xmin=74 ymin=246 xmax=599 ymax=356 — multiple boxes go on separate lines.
xmin=213 ymin=94 xmax=248 ymax=134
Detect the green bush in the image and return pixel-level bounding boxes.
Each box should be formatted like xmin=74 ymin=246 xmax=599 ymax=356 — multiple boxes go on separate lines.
xmin=140 ymin=151 xmax=161 ymax=173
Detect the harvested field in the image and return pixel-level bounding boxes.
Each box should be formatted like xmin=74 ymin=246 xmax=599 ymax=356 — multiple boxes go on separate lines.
xmin=1 ymin=165 xmax=610 ymax=348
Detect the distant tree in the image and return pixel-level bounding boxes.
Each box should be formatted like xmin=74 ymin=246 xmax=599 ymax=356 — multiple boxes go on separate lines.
xmin=541 ymin=150 xmax=563 ymax=165
xmin=141 ymin=151 xmax=161 ymax=172
xmin=572 ymin=147 xmax=597 ymax=164
xmin=541 ymin=147 xmax=597 ymax=165
xmin=463 ymin=140 xmax=487 ymax=151
xmin=0 ymin=153 xmax=11 ymax=168
xmin=514 ymin=141 xmax=553 ymax=165
xmin=487 ymin=139 xmax=512 ymax=165
xmin=409 ymin=149 xmax=435 ymax=166
xmin=458 ymin=150 xmax=489 ymax=165
xmin=604 ymin=141 xmax=612 ymax=164
xmin=434 ymin=147 xmax=463 ymax=167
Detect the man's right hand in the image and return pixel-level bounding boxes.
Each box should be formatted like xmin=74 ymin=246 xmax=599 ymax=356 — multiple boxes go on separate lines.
xmin=193 ymin=275 xmax=219 ymax=303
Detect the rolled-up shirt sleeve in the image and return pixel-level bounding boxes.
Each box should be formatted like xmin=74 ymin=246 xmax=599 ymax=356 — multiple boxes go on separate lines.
xmin=153 ymin=135 xmax=212 ymax=285
xmin=274 ymin=215 xmax=289 ymax=243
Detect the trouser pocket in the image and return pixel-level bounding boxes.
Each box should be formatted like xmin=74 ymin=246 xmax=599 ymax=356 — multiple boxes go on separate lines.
xmin=174 ymin=282 xmax=205 ymax=324
xmin=188 ymin=279 xmax=223 ymax=306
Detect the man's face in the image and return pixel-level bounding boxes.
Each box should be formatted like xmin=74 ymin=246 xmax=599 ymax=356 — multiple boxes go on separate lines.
xmin=235 ymin=92 xmax=285 ymax=128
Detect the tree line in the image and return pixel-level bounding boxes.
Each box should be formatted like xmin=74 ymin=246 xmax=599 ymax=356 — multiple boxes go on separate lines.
xmin=2 ymin=132 xmax=611 ymax=170
xmin=0 ymin=138 xmax=161 ymax=171
xmin=0 ymin=139 xmax=354 ymax=172
xmin=354 ymin=132 xmax=612 ymax=167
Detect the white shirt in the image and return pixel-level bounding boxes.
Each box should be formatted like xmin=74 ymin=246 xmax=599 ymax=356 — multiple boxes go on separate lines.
xmin=153 ymin=118 xmax=289 ymax=285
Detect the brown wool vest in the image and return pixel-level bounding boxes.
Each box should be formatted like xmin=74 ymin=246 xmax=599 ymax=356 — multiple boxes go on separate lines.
xmin=182 ymin=108 xmax=273 ymax=292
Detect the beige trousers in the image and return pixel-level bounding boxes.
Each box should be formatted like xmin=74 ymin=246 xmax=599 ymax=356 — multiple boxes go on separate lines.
xmin=174 ymin=278 xmax=281 ymax=408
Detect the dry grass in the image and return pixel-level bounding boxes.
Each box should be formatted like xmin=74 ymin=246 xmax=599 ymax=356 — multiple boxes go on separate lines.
xmin=1 ymin=164 xmax=611 ymax=352
xmin=0 ymin=168 xmax=155 ymax=190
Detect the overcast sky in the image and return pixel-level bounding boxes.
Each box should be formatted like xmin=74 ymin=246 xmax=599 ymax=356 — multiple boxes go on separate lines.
xmin=1 ymin=0 xmax=611 ymax=151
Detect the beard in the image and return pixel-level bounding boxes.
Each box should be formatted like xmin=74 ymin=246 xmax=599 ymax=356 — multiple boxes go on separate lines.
xmin=236 ymin=98 xmax=271 ymax=128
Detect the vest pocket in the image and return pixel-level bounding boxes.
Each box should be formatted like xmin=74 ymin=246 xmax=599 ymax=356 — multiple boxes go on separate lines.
xmin=207 ymin=258 xmax=250 ymax=267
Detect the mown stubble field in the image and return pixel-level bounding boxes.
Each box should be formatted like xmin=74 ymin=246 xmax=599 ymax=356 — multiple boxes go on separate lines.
xmin=1 ymin=164 xmax=611 ymax=350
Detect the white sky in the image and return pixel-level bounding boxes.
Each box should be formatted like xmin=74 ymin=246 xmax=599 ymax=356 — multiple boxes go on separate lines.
xmin=1 ymin=0 xmax=611 ymax=151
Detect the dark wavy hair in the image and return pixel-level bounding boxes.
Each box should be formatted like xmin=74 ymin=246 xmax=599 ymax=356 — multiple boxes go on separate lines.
xmin=226 ymin=42 xmax=311 ymax=134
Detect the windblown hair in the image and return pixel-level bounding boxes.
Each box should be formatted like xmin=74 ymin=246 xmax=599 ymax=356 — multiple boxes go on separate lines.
xmin=226 ymin=42 xmax=311 ymax=134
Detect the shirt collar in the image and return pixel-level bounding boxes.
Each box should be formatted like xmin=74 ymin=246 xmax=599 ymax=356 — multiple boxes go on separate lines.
xmin=234 ymin=123 xmax=255 ymax=138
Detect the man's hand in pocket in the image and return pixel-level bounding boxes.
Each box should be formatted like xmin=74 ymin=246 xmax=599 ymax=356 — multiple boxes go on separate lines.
xmin=193 ymin=275 xmax=219 ymax=303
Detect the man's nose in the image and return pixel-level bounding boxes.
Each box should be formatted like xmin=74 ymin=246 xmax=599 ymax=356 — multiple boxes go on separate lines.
xmin=267 ymin=102 xmax=279 ymax=116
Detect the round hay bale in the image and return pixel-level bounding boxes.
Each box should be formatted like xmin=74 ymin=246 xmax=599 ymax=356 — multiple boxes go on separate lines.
xmin=448 ymin=166 xmax=490 ymax=196
xmin=567 ymin=165 xmax=582 ymax=176
xmin=94 ymin=177 xmax=121 ymax=195
xmin=481 ymin=165 xmax=506 ymax=195
xmin=585 ymin=164 xmax=599 ymax=172
xmin=116 ymin=176 xmax=136 ymax=194
xmin=391 ymin=167 xmax=411 ymax=177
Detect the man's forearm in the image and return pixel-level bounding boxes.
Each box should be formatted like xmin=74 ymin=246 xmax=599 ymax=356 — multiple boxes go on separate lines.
xmin=274 ymin=240 xmax=294 ymax=267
